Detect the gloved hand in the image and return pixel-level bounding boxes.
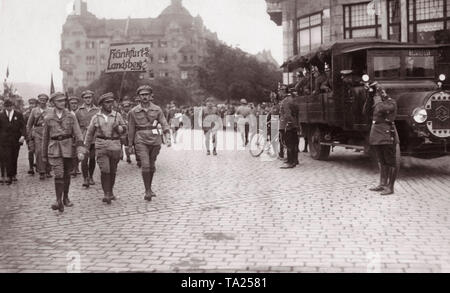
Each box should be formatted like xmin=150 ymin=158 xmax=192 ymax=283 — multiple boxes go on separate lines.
xmin=77 ymin=152 xmax=85 ymax=161
xmin=165 ymin=134 xmax=172 ymax=148
xmin=19 ymin=136 xmax=25 ymax=144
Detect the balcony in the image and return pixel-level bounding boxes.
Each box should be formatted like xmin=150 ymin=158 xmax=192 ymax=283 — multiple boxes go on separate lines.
xmin=266 ymin=0 xmax=283 ymax=26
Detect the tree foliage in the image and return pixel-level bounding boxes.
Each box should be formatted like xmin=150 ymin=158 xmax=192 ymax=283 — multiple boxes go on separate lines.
xmin=198 ymin=40 xmax=282 ymax=103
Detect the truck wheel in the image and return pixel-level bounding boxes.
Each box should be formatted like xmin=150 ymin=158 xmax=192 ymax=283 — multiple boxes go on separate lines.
xmin=308 ymin=126 xmax=330 ymax=160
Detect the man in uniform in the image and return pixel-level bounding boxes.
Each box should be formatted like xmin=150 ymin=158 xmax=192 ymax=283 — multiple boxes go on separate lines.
xmin=68 ymin=96 xmax=81 ymax=177
xmin=121 ymin=100 xmax=133 ymax=164
xmin=201 ymin=97 xmax=220 ymax=156
xmin=24 ymin=98 xmax=38 ymax=175
xmin=235 ymin=99 xmax=252 ymax=147
xmin=128 ymin=85 xmax=171 ymax=201
xmin=280 ymin=93 xmax=300 ymax=169
xmin=27 ymin=94 xmax=52 ymax=180
xmin=84 ymin=93 xmax=126 ymax=204
xmin=76 ymin=90 xmax=99 ymax=188
xmin=312 ymin=67 xmax=331 ymax=95
xmin=364 ymin=83 xmax=399 ymax=195
xmin=42 ymin=93 xmax=85 ymax=213
xmin=295 ymin=71 xmax=310 ymax=96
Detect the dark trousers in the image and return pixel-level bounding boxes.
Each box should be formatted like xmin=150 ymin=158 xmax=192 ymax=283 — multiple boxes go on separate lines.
xmin=285 ymin=129 xmax=299 ymax=164
xmin=0 ymin=144 xmax=20 ymax=178
xmin=278 ymin=130 xmax=285 ymax=157
xmin=82 ymin=144 xmax=96 ymax=178
xmin=373 ymin=144 xmax=396 ymax=168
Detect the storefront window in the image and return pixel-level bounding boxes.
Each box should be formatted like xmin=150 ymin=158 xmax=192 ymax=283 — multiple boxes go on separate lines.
xmin=297 ymin=12 xmax=322 ymax=55
xmin=344 ymin=2 xmax=381 ymax=39
xmin=408 ymin=0 xmax=450 ymax=43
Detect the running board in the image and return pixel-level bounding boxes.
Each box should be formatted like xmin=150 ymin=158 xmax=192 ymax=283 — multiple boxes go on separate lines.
xmin=320 ymin=142 xmax=365 ymax=151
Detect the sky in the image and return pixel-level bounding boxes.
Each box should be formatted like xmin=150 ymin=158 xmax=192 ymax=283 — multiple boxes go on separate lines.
xmin=0 ymin=0 xmax=282 ymax=90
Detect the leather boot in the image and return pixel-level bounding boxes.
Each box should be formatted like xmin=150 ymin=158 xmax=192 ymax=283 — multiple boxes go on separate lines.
xmin=89 ymin=176 xmax=95 ymax=186
xmin=110 ymin=173 xmax=117 ymax=201
xmin=142 ymin=172 xmax=152 ymax=201
xmin=381 ymin=167 xmax=397 ymax=196
xmin=51 ymin=179 xmax=64 ymax=213
xmin=101 ymin=173 xmax=112 ymax=204
xmin=370 ymin=165 xmax=388 ymax=191
xmin=63 ymin=175 xmax=74 ymax=207
xmin=149 ymin=172 xmax=156 ymax=198
xmin=82 ymin=177 xmax=90 ymax=188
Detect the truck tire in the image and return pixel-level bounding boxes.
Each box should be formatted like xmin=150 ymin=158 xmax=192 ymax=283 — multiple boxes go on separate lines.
xmin=308 ymin=126 xmax=331 ymax=160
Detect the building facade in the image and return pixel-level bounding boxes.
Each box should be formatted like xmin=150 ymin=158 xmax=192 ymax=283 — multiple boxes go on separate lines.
xmin=266 ymin=0 xmax=450 ymax=82
xmin=60 ymin=0 xmax=217 ymax=93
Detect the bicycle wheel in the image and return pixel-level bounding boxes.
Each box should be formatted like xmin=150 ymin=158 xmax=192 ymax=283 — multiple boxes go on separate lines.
xmin=249 ymin=133 xmax=266 ymax=157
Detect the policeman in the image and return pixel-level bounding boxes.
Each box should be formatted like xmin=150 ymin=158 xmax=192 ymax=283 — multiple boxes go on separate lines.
xmin=128 ymin=85 xmax=171 ymax=201
xmin=364 ymin=83 xmax=399 ymax=195
xmin=24 ymin=98 xmax=38 ymax=175
xmin=27 ymin=94 xmax=52 ymax=180
xmin=76 ymin=90 xmax=100 ymax=188
xmin=85 ymin=92 xmax=126 ymax=204
xmin=235 ymin=99 xmax=252 ymax=147
xmin=201 ymin=97 xmax=220 ymax=156
xmin=121 ymin=100 xmax=133 ymax=164
xmin=42 ymin=92 xmax=85 ymax=213
xmin=68 ymin=96 xmax=81 ymax=177
xmin=280 ymin=92 xmax=300 ymax=169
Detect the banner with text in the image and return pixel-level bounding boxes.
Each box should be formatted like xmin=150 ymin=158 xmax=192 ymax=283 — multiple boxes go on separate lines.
xmin=106 ymin=43 xmax=150 ymax=73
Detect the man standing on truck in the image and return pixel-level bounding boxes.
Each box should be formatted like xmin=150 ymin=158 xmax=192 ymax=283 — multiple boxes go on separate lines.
xmin=364 ymin=83 xmax=399 ymax=196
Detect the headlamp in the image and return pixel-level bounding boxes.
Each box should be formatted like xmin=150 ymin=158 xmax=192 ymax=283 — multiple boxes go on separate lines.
xmin=412 ymin=107 xmax=428 ymax=123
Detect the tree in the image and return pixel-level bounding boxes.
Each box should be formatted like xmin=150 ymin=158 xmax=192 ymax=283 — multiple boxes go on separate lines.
xmin=198 ymin=40 xmax=282 ymax=104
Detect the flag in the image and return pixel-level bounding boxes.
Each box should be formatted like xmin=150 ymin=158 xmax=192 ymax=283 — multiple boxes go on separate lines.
xmin=367 ymin=0 xmax=381 ymax=16
xmin=6 ymin=66 xmax=9 ymax=78
xmin=50 ymin=74 xmax=55 ymax=94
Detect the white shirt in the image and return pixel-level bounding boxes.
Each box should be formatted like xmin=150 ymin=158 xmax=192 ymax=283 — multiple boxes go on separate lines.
xmin=6 ymin=110 xmax=14 ymax=122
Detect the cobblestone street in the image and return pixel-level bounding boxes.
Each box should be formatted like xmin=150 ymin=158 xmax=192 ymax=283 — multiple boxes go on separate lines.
xmin=0 ymin=129 xmax=449 ymax=273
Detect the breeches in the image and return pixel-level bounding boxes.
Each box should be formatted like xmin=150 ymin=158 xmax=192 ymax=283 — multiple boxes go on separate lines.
xmin=373 ymin=144 xmax=396 ymax=168
xmin=135 ymin=144 xmax=161 ymax=173
xmin=96 ymin=148 xmax=121 ymax=174
xmin=49 ymin=158 xmax=73 ymax=179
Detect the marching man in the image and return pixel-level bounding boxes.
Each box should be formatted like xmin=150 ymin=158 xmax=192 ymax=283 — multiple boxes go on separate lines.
xmin=128 ymin=85 xmax=171 ymax=201
xmin=42 ymin=93 xmax=85 ymax=213
xmin=84 ymin=93 xmax=127 ymax=204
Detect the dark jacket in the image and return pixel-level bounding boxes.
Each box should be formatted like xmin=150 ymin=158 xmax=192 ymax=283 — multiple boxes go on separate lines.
xmin=280 ymin=95 xmax=299 ymax=130
xmin=0 ymin=110 xmax=26 ymax=146
xmin=364 ymin=95 xmax=399 ymax=145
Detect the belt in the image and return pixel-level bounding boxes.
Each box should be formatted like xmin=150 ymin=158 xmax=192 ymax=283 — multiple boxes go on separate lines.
xmin=136 ymin=126 xmax=157 ymax=131
xmin=96 ymin=136 xmax=120 ymax=141
xmin=51 ymin=134 xmax=72 ymax=141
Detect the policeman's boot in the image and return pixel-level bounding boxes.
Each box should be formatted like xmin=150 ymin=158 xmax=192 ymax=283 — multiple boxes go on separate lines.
xmin=51 ymin=179 xmax=65 ymax=213
xmin=63 ymin=174 xmax=74 ymax=207
xmin=369 ymin=165 xmax=388 ymax=192
xmin=110 ymin=173 xmax=117 ymax=201
xmin=101 ymin=173 xmax=112 ymax=204
xmin=381 ymin=167 xmax=397 ymax=196
xmin=142 ymin=172 xmax=152 ymax=201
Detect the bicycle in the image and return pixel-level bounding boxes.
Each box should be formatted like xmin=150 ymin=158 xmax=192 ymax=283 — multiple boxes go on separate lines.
xmin=249 ymin=121 xmax=282 ymax=158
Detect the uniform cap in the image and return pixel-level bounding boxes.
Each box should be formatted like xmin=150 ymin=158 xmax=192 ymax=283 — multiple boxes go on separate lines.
xmin=340 ymin=70 xmax=353 ymax=75
xmin=81 ymin=90 xmax=95 ymax=98
xmin=37 ymin=93 xmax=49 ymax=100
xmin=68 ymin=96 xmax=80 ymax=103
xmin=136 ymin=85 xmax=153 ymax=95
xmin=28 ymin=98 xmax=38 ymax=103
xmin=122 ymin=100 xmax=132 ymax=107
xmin=240 ymin=99 xmax=248 ymax=104
xmin=98 ymin=92 xmax=115 ymax=105
xmin=50 ymin=92 xmax=66 ymax=102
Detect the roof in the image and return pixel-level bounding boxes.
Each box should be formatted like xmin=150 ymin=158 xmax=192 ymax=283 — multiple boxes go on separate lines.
xmin=281 ymin=39 xmax=450 ymax=69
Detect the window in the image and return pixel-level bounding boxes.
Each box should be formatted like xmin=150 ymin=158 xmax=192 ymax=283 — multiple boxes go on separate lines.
xmin=159 ymin=40 xmax=168 ymax=48
xmin=408 ymin=0 xmax=450 ymax=43
xmin=86 ymin=41 xmax=95 ymax=49
xmin=99 ymin=41 xmax=106 ymax=49
xmin=405 ymin=55 xmax=435 ymax=77
xmin=344 ymin=2 xmax=381 ymax=39
xmin=86 ymin=72 xmax=96 ymax=80
xmin=86 ymin=56 xmax=96 ymax=65
xmin=159 ymin=71 xmax=169 ymax=77
xmin=297 ymin=12 xmax=323 ymax=55
xmin=373 ymin=56 xmax=401 ymax=78
xmin=388 ymin=0 xmax=401 ymax=40
xmin=181 ymin=71 xmax=188 ymax=80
